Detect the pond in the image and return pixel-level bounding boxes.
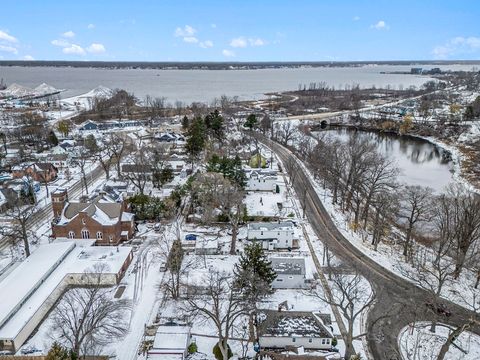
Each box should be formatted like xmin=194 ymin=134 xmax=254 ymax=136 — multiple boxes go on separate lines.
xmin=320 ymin=127 xmax=454 ymax=193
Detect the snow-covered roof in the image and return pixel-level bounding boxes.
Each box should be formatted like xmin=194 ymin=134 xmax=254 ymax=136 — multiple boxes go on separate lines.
xmin=257 ymin=310 xmax=332 ymax=338
xmin=0 ymin=242 xmax=132 ymax=341
xmin=151 ymin=325 xmax=190 ymax=352
xmin=57 ymin=193 xmax=131 ymax=226
xmin=249 ymin=221 xmax=294 ymax=231
xmin=0 ymin=242 xmax=75 ymax=330
xmin=271 ymin=257 xmax=306 ymax=275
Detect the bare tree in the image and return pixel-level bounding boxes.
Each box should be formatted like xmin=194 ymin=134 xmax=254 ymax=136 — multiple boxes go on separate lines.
xmin=124 ymin=145 xmax=153 ymax=194
xmin=446 ymin=185 xmax=480 ymax=279
xmin=185 ymin=270 xmax=251 ymax=360
xmin=74 ymin=144 xmax=93 ymax=195
xmin=144 ymin=95 xmax=167 ymax=124
xmin=275 ymin=121 xmax=296 ymax=145
xmin=308 ymin=270 xmax=376 ymax=359
xmin=104 ymin=133 xmax=129 ymax=179
xmin=1 ymin=197 xmax=37 ymax=258
xmin=399 ymin=185 xmax=433 ymax=261
xmin=436 ymin=290 xmax=479 ymax=360
xmin=403 ymin=194 xmax=457 ymax=333
xmin=50 ymin=265 xmax=131 ymax=355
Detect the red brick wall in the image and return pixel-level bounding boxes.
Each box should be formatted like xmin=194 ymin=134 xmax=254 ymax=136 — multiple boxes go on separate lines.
xmin=52 ymin=211 xmax=125 ymax=245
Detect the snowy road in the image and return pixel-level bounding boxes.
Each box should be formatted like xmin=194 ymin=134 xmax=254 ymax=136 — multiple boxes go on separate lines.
xmin=255 ymin=133 xmax=480 ymax=360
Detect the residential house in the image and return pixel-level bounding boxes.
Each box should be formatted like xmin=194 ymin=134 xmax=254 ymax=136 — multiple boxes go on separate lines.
xmin=247 ymin=221 xmax=295 ymax=250
xmin=257 ymin=310 xmax=334 ymax=351
xmin=155 ymin=132 xmax=185 ymax=143
xmin=12 ymin=162 xmax=58 ymax=183
xmin=78 ymin=120 xmax=99 ymax=131
xmin=245 ymin=169 xmax=278 ymax=192
xmin=51 ymin=188 xmax=135 ymax=245
xmin=148 ymin=323 xmax=191 ymax=360
xmin=271 ymin=257 xmax=307 ymax=289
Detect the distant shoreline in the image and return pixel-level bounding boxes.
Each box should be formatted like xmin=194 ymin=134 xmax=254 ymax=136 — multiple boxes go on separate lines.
xmin=0 ymin=60 xmax=479 ymax=70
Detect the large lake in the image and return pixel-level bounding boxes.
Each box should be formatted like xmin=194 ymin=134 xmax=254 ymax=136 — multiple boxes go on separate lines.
xmin=322 ymin=128 xmax=454 ymax=192
xmin=0 ymin=64 xmax=474 ymax=103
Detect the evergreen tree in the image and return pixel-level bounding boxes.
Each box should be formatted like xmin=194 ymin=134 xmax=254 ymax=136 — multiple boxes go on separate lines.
xmin=166 ymin=239 xmax=185 ymax=299
xmin=205 ymin=109 xmax=225 ymax=141
xmin=48 ymin=131 xmax=59 ymax=146
xmin=207 ymin=154 xmax=246 ymax=188
xmin=182 ymin=115 xmax=190 ymax=130
xmin=244 ymin=113 xmax=257 ymax=130
xmin=46 ymin=342 xmax=76 ymax=360
xmin=234 ymin=242 xmax=277 ymax=305
xmin=186 ymin=117 xmax=206 ymax=161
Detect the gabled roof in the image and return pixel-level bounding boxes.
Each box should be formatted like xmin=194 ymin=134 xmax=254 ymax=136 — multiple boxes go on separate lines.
xmin=59 ymin=193 xmax=131 ymax=226
xmin=257 ymin=310 xmax=332 ymax=338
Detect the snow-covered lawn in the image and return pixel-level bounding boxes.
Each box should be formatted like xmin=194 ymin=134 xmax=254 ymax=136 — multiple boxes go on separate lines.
xmin=399 ymin=322 xmax=480 ymax=360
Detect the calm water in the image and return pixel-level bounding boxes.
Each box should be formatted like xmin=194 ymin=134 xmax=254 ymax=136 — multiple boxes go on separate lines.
xmin=0 ymin=64 xmax=473 ymax=103
xmin=323 ymin=128 xmax=454 ymax=192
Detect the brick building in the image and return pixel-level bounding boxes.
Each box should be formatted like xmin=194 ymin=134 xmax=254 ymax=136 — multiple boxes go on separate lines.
xmin=12 ymin=163 xmax=58 ymax=183
xmin=51 ymin=188 xmax=135 ymax=245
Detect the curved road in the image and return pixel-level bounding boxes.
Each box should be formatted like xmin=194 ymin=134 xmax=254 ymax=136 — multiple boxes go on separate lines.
xmin=255 ymin=134 xmax=480 ymax=360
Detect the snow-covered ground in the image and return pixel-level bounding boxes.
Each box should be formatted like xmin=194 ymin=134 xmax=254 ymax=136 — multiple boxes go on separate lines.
xmin=287 ymin=146 xmax=480 ymax=311
xmin=399 ymin=322 xmax=480 ymax=360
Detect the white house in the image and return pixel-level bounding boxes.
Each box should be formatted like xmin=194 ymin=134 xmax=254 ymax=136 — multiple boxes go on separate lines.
xmin=271 ymin=257 xmax=307 ymax=289
xmin=257 ymin=310 xmax=333 ymax=351
xmin=247 ymin=221 xmax=295 ymax=250
xmin=245 ymin=169 xmax=278 ymax=192
xmin=148 ymin=324 xmax=191 ymax=360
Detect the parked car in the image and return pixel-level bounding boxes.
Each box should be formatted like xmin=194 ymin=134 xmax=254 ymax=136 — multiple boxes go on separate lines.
xmin=425 ymin=302 xmax=452 ymax=317
xmin=20 ymin=347 xmax=41 ymax=355
xmin=185 ymin=234 xmax=197 ymax=241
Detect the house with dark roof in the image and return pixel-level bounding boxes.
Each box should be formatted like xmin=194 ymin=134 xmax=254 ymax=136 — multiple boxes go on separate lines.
xmin=257 ymin=310 xmax=334 ymax=351
xmin=51 ymin=188 xmax=135 ymax=245
xmin=11 ymin=162 xmax=58 ymax=183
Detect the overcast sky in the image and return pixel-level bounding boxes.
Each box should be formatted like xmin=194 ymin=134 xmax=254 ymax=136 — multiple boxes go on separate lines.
xmin=1 ymin=0 xmax=479 ymax=62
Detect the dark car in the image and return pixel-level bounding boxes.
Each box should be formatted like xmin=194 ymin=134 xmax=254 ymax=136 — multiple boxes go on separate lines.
xmin=425 ymin=302 xmax=452 ymax=317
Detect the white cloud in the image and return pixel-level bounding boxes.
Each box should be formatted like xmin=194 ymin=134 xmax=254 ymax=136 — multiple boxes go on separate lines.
xmin=371 ymin=20 xmax=389 ymax=30
xmin=62 ymin=44 xmax=85 ymax=55
xmin=0 ymin=44 xmax=18 ymax=54
xmin=86 ymin=43 xmax=106 ymax=53
xmin=230 ymin=37 xmax=247 ymax=48
xmin=174 ymin=25 xmax=196 ymax=37
xmin=22 ymin=55 xmax=34 ymax=60
xmin=211 ymin=23 xmax=217 ymax=28
xmin=87 ymin=24 xmax=95 ymax=29
xmin=230 ymin=36 xmax=266 ymax=48
xmin=199 ymin=40 xmax=213 ymax=48
xmin=62 ymin=30 xmax=75 ymax=38
xmin=433 ymin=36 xmax=480 ymax=59
xmin=222 ymin=49 xmax=235 ymax=57
xmin=183 ymin=36 xmax=199 ymax=44
xmin=0 ymin=30 xmax=18 ymax=43
xmin=249 ymin=38 xmax=266 ymax=46
xmin=51 ymin=39 xmax=70 ymax=47
xmin=353 ymin=16 xmax=360 ymax=21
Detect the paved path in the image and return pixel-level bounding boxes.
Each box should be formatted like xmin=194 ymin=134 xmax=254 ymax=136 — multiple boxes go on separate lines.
xmin=255 ymin=133 xmax=480 ymax=360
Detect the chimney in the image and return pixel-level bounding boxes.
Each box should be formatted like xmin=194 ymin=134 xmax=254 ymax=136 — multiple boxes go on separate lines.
xmin=51 ymin=188 xmax=68 ymax=218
